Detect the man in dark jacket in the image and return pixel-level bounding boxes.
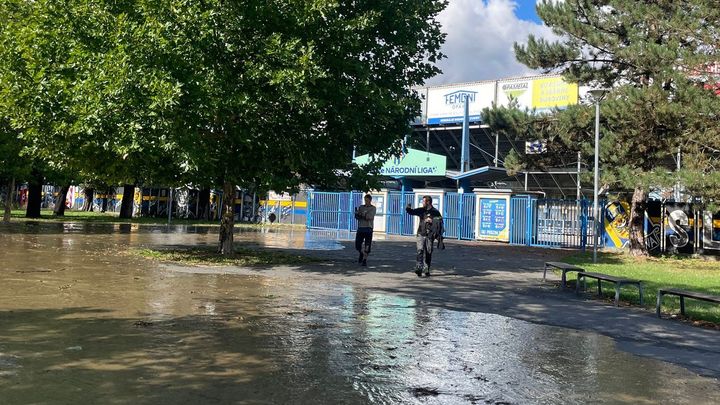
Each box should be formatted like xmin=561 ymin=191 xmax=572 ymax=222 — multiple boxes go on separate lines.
xmin=406 ymin=195 xmax=442 ymax=277
xmin=354 ymin=194 xmax=376 ymax=266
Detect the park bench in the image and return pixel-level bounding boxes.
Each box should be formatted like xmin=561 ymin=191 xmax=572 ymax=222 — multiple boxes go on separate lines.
xmin=575 ymin=271 xmax=644 ymax=307
xmin=656 ymin=288 xmax=720 ymax=318
xmin=544 ymin=262 xmax=585 ymax=288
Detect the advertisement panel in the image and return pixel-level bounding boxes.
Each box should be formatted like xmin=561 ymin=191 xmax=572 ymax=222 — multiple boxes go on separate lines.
xmin=426 ymin=82 xmax=495 ymax=125
xmin=495 ymin=76 xmax=578 ymax=112
xmin=354 ymin=148 xmax=447 ymax=177
xmin=496 ymin=79 xmax=533 ymax=109
xmin=475 ymin=195 xmax=510 ymax=242
xmin=531 ymin=77 xmax=578 ymax=110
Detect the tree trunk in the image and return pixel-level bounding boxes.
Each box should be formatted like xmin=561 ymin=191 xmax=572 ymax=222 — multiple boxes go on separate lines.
xmin=82 ymin=188 xmax=94 ymax=211
xmin=101 ymin=191 xmax=108 ymax=213
xmin=26 ymin=173 xmax=43 ymax=218
xmin=218 ymin=181 xmax=235 ymax=255
xmin=119 ymin=184 xmax=135 ymax=219
xmin=198 ymin=188 xmax=211 ymax=220
xmin=3 ymin=177 xmax=14 ymax=223
xmin=628 ymin=186 xmax=649 ymax=256
xmin=53 ymin=184 xmax=71 ymax=216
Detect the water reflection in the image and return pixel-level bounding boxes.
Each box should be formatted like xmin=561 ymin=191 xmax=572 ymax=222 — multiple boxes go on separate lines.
xmin=0 ymin=225 xmax=719 ymax=404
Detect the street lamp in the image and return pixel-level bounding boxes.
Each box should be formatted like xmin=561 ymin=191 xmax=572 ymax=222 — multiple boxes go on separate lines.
xmin=588 ymin=88 xmax=610 ymax=263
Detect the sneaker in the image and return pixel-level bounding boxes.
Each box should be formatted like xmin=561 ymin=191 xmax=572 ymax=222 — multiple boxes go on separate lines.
xmin=415 ymin=267 xmax=423 ymax=277
xmin=361 ymin=259 xmax=367 ymax=266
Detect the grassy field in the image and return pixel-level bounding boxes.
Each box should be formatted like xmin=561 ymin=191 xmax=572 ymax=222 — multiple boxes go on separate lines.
xmin=561 ymin=252 xmax=720 ymax=324
xmin=6 ymin=209 xmax=303 ymax=227
xmin=133 ymin=246 xmax=321 ymax=267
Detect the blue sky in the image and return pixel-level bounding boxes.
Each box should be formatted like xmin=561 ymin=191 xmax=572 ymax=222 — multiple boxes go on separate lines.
xmin=514 ymin=0 xmax=542 ymax=23
xmin=427 ymin=0 xmax=557 ymax=85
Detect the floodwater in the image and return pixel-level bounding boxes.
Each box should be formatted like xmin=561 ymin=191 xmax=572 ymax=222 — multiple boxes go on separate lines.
xmin=1 ymin=222 xmax=719 ymax=404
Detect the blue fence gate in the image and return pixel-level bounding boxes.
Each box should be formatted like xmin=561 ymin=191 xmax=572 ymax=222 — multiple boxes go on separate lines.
xmin=307 ymin=191 xmax=363 ymax=231
xmin=510 ymin=196 xmax=591 ymax=249
xmin=443 ymin=192 xmax=476 ymax=240
xmin=308 ymin=191 xmax=595 ymax=250
xmin=386 ymin=191 xmax=415 ymax=236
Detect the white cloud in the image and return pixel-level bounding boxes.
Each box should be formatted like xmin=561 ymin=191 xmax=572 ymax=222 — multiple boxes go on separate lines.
xmin=427 ymin=0 xmax=559 ymax=85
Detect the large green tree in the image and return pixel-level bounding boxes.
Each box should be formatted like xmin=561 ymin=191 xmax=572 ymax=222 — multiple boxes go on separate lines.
xmin=490 ymin=0 xmax=720 ymax=255
xmin=2 ymin=0 xmax=445 ymax=253
xmin=1 ymin=1 xmax=184 ymax=218
xmin=152 ymin=0 xmax=446 ymax=253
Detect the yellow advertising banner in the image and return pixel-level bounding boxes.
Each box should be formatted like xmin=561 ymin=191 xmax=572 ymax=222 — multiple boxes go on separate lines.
xmin=531 ymin=77 xmax=578 ymax=109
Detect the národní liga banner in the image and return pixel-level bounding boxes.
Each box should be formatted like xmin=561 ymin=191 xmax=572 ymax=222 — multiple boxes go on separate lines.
xmin=495 ymin=76 xmax=578 ymax=112
xmin=353 ymin=148 xmax=447 ymax=177
xmin=426 ymin=82 xmax=495 ymax=125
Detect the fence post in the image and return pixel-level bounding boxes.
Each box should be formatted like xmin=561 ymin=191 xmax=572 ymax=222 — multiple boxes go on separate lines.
xmin=306 ymin=192 xmax=312 ymax=228
xmin=400 ymin=189 xmax=405 ymax=235
xmin=457 ymin=193 xmax=463 ymax=240
xmin=525 ymin=196 xmax=533 ymax=246
xmin=348 ymin=192 xmax=353 ymax=232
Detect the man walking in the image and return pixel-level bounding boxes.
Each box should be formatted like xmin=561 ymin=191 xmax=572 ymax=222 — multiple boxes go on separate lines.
xmin=406 ymin=196 xmax=442 ymax=277
xmin=354 ymin=194 xmax=376 ymax=266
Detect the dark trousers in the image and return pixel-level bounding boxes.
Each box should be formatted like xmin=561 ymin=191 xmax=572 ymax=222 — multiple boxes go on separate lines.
xmin=416 ymin=234 xmax=433 ymax=271
xmin=355 ymin=227 xmax=373 ymax=254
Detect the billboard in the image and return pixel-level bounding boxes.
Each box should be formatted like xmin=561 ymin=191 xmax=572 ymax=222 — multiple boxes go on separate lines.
xmin=495 ymin=76 xmax=578 ymax=111
xmin=475 ymin=195 xmax=510 ymax=242
xmin=426 ymin=82 xmax=495 ymax=125
xmin=354 ymin=148 xmax=447 ymax=177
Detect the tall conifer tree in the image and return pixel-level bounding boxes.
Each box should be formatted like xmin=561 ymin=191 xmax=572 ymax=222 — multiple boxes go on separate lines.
xmin=486 ymin=0 xmax=720 ymax=255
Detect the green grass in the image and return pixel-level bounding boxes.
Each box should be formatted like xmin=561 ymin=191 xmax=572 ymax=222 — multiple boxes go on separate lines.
xmin=560 ymin=252 xmax=720 ymax=324
xmin=132 ymin=246 xmax=321 ymax=267
xmin=7 ymin=209 xmax=303 ymax=227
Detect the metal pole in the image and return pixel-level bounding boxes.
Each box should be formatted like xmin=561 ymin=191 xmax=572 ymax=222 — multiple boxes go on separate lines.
xmin=593 ymin=100 xmax=600 ymax=263
xmin=524 ymin=172 xmax=528 ymax=191
xmin=495 ymin=133 xmax=499 ymax=167
xmin=576 ymin=151 xmax=582 ymax=201
xmin=400 ymin=180 xmax=405 ymax=234
xmin=168 ymin=188 xmax=172 ymax=224
xmin=461 ymin=94 xmax=470 ymax=173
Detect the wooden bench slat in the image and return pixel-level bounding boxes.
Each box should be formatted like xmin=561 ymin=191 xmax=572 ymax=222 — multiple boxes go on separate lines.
xmin=545 ymin=262 xmax=583 ymax=270
xmin=659 ymin=289 xmax=720 ymax=303
xmin=576 ymin=271 xmax=644 ymax=306
xmin=576 ymin=271 xmax=640 ymax=284
xmin=543 ymin=262 xmax=585 ymax=288
xmin=657 ymin=288 xmax=720 ymax=317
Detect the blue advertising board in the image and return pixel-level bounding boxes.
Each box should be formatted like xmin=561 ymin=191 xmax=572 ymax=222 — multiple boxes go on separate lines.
xmin=477 ymin=198 xmax=508 ymax=240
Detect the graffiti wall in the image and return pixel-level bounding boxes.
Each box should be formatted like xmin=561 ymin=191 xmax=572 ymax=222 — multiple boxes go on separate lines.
xmin=603 ymin=200 xmax=719 ymax=255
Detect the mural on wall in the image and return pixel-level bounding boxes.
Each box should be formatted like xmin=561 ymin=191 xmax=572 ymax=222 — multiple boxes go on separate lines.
xmin=703 ymin=211 xmax=720 ymax=254
xmin=603 ymin=200 xmax=661 ymax=254
xmin=603 ymin=199 xmax=719 ymax=255
xmin=664 ymin=203 xmax=695 ymax=254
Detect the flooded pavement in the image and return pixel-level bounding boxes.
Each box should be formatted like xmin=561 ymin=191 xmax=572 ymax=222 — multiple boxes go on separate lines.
xmin=1 ymin=222 xmax=720 ymax=404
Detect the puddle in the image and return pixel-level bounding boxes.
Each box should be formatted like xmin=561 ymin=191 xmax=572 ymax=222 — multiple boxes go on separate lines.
xmin=0 ymin=223 xmax=718 ymax=404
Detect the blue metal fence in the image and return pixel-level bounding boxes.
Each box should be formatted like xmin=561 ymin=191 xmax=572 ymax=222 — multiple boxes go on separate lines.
xmin=387 ymin=191 xmax=415 ymax=235
xmin=509 ymin=196 xmax=592 ymax=249
xmin=307 ymin=191 xmax=363 ymax=230
xmin=308 ymin=191 xmax=596 ymax=250
xmin=443 ymin=193 xmax=476 ymax=240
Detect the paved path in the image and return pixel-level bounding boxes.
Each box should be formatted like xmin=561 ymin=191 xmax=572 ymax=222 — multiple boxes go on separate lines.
xmin=195 ymin=233 xmax=720 ymax=379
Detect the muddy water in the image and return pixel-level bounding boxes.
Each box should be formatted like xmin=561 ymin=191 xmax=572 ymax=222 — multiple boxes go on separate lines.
xmin=1 ymin=222 xmax=719 ymax=404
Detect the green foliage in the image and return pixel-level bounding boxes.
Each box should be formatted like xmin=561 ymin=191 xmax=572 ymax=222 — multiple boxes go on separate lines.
xmin=1 ymin=0 xmax=446 ymax=195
